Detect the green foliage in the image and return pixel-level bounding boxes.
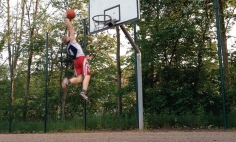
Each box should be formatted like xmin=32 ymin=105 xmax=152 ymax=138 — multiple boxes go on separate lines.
xmin=0 ymin=65 xmax=11 ymax=121
xmin=135 ymin=0 xmax=223 ymax=116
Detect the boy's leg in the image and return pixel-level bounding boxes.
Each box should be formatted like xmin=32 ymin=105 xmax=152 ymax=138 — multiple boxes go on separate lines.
xmin=80 ymin=75 xmax=91 ymax=101
xmin=80 ymin=57 xmax=91 ymax=101
xmin=70 ymin=75 xmax=83 ymax=84
xmin=62 ymin=78 xmax=70 ymax=89
xmin=82 ymin=75 xmax=91 ymax=91
xmin=61 ymin=75 xmax=83 ymax=89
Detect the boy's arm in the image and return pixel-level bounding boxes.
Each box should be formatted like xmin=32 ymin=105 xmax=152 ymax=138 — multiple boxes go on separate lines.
xmin=64 ymin=17 xmax=76 ymax=43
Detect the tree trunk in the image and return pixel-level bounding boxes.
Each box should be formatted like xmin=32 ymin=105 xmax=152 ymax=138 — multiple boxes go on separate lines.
xmin=116 ymin=26 xmax=122 ymax=115
xmin=7 ymin=0 xmax=14 ymax=112
xmin=61 ymin=87 xmax=68 ymax=120
xmin=60 ymin=28 xmax=68 ymax=120
xmin=15 ymin=0 xmax=26 ymax=69
xmin=23 ymin=0 xmax=39 ymax=121
xmin=218 ymin=0 xmax=229 ymax=89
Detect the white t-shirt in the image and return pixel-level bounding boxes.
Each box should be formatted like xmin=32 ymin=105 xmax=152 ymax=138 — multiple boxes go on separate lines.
xmin=66 ymin=41 xmax=85 ymax=59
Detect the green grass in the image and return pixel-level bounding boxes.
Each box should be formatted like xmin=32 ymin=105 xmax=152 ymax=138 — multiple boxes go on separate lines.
xmin=144 ymin=113 xmax=223 ymax=129
xmin=1 ymin=112 xmax=236 ymax=133
xmin=86 ymin=113 xmax=136 ymax=130
xmin=0 ymin=114 xmax=136 ymax=133
xmin=228 ymin=110 xmax=236 ymax=128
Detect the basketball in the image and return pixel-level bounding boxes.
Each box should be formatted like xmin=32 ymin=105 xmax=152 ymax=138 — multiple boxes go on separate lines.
xmin=66 ymin=9 xmax=76 ymax=19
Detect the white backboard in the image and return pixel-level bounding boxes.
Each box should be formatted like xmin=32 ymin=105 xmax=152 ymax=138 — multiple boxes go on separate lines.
xmin=89 ymin=0 xmax=140 ymax=34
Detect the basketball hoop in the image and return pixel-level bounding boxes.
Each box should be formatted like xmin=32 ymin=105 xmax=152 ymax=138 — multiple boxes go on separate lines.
xmin=92 ymin=15 xmax=115 ymax=31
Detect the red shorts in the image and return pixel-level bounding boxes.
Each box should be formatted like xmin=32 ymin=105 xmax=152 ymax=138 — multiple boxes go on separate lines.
xmin=73 ymin=56 xmax=91 ymax=76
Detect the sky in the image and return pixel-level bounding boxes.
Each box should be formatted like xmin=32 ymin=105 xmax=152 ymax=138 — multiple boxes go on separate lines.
xmin=227 ymin=25 xmax=236 ymax=52
xmin=0 ymin=1 xmax=236 ymax=61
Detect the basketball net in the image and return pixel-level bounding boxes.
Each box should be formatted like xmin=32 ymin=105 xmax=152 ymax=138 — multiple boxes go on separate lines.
xmin=92 ymin=15 xmax=112 ymax=31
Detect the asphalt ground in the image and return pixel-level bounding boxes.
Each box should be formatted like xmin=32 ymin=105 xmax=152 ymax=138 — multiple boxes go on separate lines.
xmin=0 ymin=130 xmax=236 ymax=142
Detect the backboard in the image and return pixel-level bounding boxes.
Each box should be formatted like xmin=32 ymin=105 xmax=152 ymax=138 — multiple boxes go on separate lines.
xmin=89 ymin=0 xmax=140 ymax=34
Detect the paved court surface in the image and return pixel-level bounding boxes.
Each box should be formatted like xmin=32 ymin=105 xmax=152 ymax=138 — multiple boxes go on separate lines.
xmin=0 ymin=130 xmax=236 ymax=142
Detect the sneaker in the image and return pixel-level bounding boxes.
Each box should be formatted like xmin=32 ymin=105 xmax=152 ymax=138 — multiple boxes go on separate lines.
xmin=62 ymin=78 xmax=70 ymax=89
xmin=80 ymin=92 xmax=88 ymax=101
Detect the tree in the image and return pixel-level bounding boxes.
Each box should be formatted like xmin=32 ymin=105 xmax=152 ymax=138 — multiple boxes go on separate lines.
xmin=135 ymin=0 xmax=222 ymax=115
xmin=218 ymin=0 xmax=229 ymax=89
xmin=1 ymin=0 xmax=235 ymax=125
xmin=116 ymin=26 xmax=122 ymax=114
